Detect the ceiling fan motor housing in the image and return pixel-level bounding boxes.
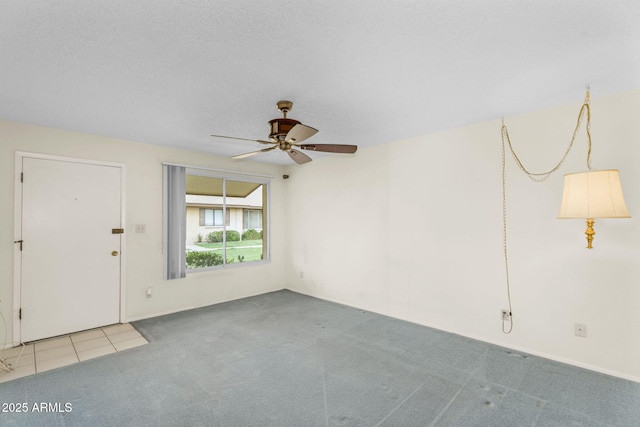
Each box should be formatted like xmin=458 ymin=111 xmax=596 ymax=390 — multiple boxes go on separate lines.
xmin=268 ymin=118 xmax=300 ymax=141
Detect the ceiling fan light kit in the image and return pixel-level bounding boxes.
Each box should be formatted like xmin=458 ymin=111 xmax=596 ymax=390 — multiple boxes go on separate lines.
xmin=211 ymin=100 xmax=358 ymax=165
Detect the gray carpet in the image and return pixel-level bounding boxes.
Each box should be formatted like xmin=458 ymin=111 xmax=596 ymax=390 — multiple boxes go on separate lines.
xmin=1 ymin=290 xmax=639 ymax=426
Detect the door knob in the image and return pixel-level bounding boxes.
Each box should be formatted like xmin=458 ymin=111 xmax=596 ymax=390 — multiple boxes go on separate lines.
xmin=111 ymin=251 xmax=119 ymax=256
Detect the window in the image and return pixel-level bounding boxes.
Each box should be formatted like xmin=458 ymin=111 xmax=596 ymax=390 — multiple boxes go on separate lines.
xmin=163 ymin=164 xmax=270 ymax=278
xmin=243 ymin=209 xmax=262 ymax=230
xmin=199 ymin=208 xmax=230 ymax=227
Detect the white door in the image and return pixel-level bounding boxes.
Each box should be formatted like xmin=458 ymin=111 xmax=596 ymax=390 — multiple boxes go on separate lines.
xmin=20 ymin=157 xmax=122 ymax=342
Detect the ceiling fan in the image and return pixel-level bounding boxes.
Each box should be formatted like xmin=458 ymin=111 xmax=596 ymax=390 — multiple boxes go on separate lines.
xmin=211 ymin=100 xmax=358 ymax=164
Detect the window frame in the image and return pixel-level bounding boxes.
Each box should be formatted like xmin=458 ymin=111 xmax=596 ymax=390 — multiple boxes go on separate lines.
xmin=183 ymin=166 xmax=271 ymax=273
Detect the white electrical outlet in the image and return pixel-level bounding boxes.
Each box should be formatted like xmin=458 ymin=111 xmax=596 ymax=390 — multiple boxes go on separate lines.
xmin=501 ymin=310 xmax=511 ymax=321
xmin=575 ymin=323 xmax=587 ymax=338
xmin=135 ymin=224 xmax=146 ymax=233
xmin=299 ymin=271 xmax=304 ymax=279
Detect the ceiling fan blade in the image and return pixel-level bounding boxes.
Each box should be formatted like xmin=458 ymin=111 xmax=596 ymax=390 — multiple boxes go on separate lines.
xmin=231 ymin=145 xmax=277 ymax=160
xmin=211 ymin=134 xmax=273 ymax=145
xmin=285 ymin=124 xmax=318 ymax=144
xmin=287 ymin=149 xmax=313 ymax=165
xmin=299 ymin=144 xmax=358 ymax=154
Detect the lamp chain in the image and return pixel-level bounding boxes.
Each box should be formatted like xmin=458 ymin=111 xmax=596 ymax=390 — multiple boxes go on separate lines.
xmin=501 ymin=88 xmax=593 ymax=182
xmin=500 ymin=87 xmax=594 ymax=334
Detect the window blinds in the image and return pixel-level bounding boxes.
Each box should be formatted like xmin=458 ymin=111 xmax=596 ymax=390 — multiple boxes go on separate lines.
xmin=163 ymin=164 xmax=186 ymax=280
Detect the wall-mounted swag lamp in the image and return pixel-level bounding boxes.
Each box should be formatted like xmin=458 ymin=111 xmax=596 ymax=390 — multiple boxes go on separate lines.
xmin=502 ymin=87 xmax=631 ymax=249
xmin=499 ymin=87 xmax=631 ymax=334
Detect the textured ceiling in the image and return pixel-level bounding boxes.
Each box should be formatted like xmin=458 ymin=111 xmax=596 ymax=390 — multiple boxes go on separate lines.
xmin=2 ymin=1 xmax=639 ymax=165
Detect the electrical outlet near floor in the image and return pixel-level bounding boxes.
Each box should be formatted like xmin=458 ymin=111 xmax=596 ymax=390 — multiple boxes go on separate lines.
xmin=575 ymin=323 xmax=587 ymax=338
xmin=501 ymin=309 xmax=511 ymax=321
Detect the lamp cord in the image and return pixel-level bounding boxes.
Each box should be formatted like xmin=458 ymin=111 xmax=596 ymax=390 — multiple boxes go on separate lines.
xmin=501 ymin=130 xmax=514 ymax=334
xmin=0 ymin=308 xmax=24 ymax=372
xmin=500 ymin=87 xmax=594 ymax=334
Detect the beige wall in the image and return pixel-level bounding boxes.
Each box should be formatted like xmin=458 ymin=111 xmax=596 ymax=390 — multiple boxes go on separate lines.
xmin=2 ymin=88 xmax=639 ymax=381
xmin=285 ymin=89 xmax=640 ymax=381
xmin=0 ymin=119 xmax=287 ymax=345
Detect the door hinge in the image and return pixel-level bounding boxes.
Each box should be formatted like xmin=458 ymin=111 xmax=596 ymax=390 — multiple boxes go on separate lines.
xmin=14 ymin=240 xmax=23 ymax=251
xmin=19 ymin=308 xmax=22 ymax=320
xmin=20 ymin=172 xmax=23 ymax=183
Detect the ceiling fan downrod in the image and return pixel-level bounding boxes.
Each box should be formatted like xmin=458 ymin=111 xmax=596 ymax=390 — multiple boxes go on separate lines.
xmin=276 ymin=100 xmax=293 ymax=118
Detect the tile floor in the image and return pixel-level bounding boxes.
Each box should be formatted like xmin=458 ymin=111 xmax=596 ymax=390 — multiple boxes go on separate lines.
xmin=0 ymin=323 xmax=148 ymax=384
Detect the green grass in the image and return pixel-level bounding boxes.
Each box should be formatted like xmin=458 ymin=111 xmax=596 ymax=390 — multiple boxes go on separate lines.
xmin=193 ymin=240 xmax=263 ymax=262
xmin=225 ymin=246 xmax=263 ymax=262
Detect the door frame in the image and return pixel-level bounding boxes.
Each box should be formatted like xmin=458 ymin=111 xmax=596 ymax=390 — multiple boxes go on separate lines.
xmin=13 ymin=151 xmax=127 ymax=344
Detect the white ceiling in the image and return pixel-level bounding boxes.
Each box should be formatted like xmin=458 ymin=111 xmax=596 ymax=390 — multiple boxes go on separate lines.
xmin=2 ymin=1 xmax=639 ymax=165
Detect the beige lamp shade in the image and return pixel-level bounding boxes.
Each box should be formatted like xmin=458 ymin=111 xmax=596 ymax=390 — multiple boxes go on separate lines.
xmin=558 ymin=170 xmax=631 ymax=219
